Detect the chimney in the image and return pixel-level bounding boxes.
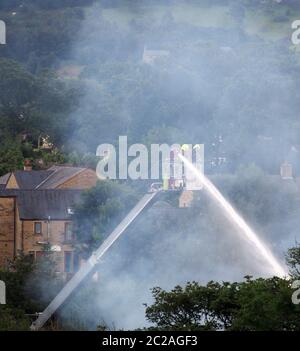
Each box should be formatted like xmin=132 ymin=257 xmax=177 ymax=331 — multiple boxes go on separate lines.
xmin=24 ymin=159 xmax=32 ymax=171
xmin=280 ymin=161 xmax=293 ymax=180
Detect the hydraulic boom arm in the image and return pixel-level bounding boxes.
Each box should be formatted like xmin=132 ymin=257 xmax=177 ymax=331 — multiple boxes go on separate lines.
xmin=31 ymin=191 xmax=159 ymax=330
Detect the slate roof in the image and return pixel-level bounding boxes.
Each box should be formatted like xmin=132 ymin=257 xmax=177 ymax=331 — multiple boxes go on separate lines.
xmin=13 ymin=170 xmax=53 ymax=189
xmin=0 ymin=166 xmax=87 ymax=190
xmin=36 ymin=166 xmax=85 ymax=189
xmin=0 ymin=189 xmax=83 ymax=220
xmin=0 ymin=173 xmax=11 ymax=188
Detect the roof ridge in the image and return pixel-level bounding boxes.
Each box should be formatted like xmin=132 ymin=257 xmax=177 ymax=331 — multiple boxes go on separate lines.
xmin=49 ymin=165 xmax=85 ymax=169
xmin=35 ymin=167 xmax=87 ymax=189
xmin=35 ymin=169 xmax=57 ymax=189
xmin=50 ymin=168 xmax=86 ymax=189
xmin=14 ymin=169 xmax=50 ymax=173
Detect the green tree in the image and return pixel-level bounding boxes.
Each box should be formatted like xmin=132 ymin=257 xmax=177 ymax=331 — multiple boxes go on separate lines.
xmin=145 ymin=276 xmax=300 ymax=331
xmin=0 ymin=307 xmax=30 ymax=331
xmin=0 ymin=138 xmax=24 ymax=175
xmin=0 ymin=255 xmax=35 ymax=331
xmin=73 ymin=181 xmax=138 ymax=257
xmin=144 ymin=246 xmax=300 ymax=331
xmin=24 ymin=245 xmax=64 ymax=308
xmin=0 ymin=250 xmax=64 ymax=331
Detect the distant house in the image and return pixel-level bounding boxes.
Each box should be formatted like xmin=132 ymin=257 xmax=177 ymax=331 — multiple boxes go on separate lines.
xmin=18 ymin=131 xmax=54 ymax=151
xmin=142 ymin=46 xmax=170 ymax=65
xmin=1 ymin=165 xmax=97 ymax=190
xmin=0 ymin=165 xmax=98 ymax=275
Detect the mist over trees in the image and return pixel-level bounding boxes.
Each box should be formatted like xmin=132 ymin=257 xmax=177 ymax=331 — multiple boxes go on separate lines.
xmin=1 ymin=0 xmax=300 ymax=331
xmin=1 ymin=0 xmax=300 ymax=174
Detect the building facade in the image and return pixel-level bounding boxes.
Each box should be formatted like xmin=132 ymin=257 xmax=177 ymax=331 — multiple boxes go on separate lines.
xmin=0 ymin=165 xmax=98 ymax=274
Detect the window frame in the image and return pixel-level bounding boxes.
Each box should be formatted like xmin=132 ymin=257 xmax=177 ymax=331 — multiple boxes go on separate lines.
xmin=64 ymin=222 xmax=73 ymax=242
xmin=34 ymin=222 xmax=42 ymax=235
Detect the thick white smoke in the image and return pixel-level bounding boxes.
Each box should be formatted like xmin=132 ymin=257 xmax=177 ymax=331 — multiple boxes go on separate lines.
xmin=58 ymin=1 xmax=300 ymax=329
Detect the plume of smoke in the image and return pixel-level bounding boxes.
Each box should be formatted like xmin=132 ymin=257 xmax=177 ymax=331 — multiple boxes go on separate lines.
xmin=55 ymin=1 xmax=300 ymax=329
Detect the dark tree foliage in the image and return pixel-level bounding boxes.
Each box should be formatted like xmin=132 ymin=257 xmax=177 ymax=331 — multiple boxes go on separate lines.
xmin=0 ymin=59 xmax=80 ymax=175
xmin=143 ymin=246 xmax=300 ymax=331
xmin=73 ymin=180 xmax=139 ymax=257
xmin=0 ymin=138 xmax=24 ymax=175
xmin=0 ymin=5 xmax=87 ymax=68
xmin=0 ymin=0 xmax=94 ymax=11
xmin=144 ymin=277 xmax=300 ymax=331
xmin=0 ymin=249 xmax=65 ymax=331
xmin=0 ymin=255 xmax=36 ymax=330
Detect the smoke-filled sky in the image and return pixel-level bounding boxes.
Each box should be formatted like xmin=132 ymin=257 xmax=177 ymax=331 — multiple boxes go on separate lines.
xmin=68 ymin=0 xmax=300 ymax=174
xmin=59 ymin=0 xmax=300 ymax=329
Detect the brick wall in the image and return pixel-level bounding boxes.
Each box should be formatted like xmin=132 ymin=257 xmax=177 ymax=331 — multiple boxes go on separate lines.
xmin=0 ymin=197 xmax=15 ymax=267
xmin=22 ymin=220 xmax=74 ymax=272
xmin=58 ymin=169 xmax=97 ymax=189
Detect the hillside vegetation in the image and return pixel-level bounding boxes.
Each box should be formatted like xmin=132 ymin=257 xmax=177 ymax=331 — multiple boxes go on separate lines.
xmin=1 ymin=0 xmax=300 ymax=175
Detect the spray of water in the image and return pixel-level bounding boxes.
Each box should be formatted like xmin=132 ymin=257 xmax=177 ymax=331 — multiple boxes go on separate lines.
xmin=179 ymin=154 xmax=287 ymax=278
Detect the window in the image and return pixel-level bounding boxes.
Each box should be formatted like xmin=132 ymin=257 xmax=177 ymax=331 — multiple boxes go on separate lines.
xmin=64 ymin=251 xmax=72 ymax=273
xmin=73 ymin=253 xmax=80 ymax=273
xmin=34 ymin=222 xmax=42 ymax=235
xmin=65 ymin=223 xmax=73 ymax=242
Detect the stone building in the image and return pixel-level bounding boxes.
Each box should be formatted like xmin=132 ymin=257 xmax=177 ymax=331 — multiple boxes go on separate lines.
xmin=0 ymin=165 xmax=98 ymax=273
